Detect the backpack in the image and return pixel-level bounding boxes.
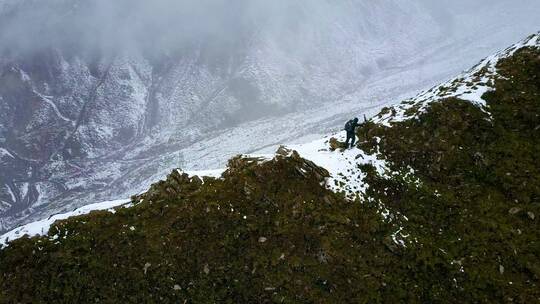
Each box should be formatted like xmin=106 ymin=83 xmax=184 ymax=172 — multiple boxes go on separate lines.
xmin=344 ymin=120 xmax=354 ymax=132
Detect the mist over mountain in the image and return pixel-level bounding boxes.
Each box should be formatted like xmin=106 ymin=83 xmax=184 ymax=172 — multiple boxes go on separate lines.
xmin=1 ymin=32 xmax=539 ymax=303
xmin=0 ymin=1 xmax=460 ymax=55
xmin=0 ymin=0 xmax=539 ymax=232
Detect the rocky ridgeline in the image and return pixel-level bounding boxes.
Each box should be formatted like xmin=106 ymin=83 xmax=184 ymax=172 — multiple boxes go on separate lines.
xmin=134 ymin=171 xmax=206 ymax=204
xmin=135 ymin=147 xmax=330 ymax=206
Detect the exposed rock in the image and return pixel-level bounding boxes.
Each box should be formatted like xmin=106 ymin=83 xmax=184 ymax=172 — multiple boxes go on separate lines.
xmin=323 ymin=196 xmax=334 ymax=205
xmin=287 ymin=151 xmax=330 ymax=182
xmin=135 ymin=169 xmax=203 ymax=203
xmin=383 ymin=235 xmax=400 ymax=255
xmin=143 ymin=262 xmax=151 ymax=275
xmin=509 ymin=207 xmax=521 ymax=215
xmin=191 ymin=176 xmax=203 ymax=188
xmin=329 ymin=137 xmax=347 ymax=151
xmin=225 ymin=155 xmax=265 ymax=176
xmin=276 ymin=146 xmax=292 ymax=157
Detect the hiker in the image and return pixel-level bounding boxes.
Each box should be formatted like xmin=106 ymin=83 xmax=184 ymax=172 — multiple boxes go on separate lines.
xmin=344 ymin=117 xmax=362 ymax=149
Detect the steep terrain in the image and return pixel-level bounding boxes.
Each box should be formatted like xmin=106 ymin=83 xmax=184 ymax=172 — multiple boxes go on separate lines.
xmin=1 ymin=33 xmax=538 ymax=303
xmin=1 ymin=0 xmax=540 ymax=233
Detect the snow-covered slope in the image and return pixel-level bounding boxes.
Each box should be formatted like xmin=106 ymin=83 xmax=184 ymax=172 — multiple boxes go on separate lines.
xmin=0 ymin=0 xmax=539 ymax=233
xmin=376 ymin=33 xmax=540 ymax=125
xmin=299 ymin=32 xmax=540 ymax=196
xmin=4 ymin=31 xmax=539 ymax=246
xmin=2 ymin=29 xmax=539 ymax=302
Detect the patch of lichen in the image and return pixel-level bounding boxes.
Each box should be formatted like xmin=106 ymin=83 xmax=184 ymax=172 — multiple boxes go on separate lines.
xmin=0 ymin=152 xmax=406 ymax=303
xmin=356 ymin=47 xmax=540 ymax=302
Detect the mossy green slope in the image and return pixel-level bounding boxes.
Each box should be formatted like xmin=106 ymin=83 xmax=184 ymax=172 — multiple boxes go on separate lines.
xmin=357 ymin=46 xmax=540 ymax=302
xmin=0 ymin=45 xmax=539 ymax=303
xmin=0 ymin=153 xmax=401 ymax=303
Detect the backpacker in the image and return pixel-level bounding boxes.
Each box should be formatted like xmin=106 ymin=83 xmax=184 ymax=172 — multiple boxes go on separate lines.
xmin=344 ymin=120 xmax=354 ymax=132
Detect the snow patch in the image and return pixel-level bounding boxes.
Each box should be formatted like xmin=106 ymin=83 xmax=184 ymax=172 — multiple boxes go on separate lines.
xmin=285 ymin=131 xmax=417 ymax=248
xmin=289 ymin=131 xmax=390 ymax=201
xmin=375 ymin=32 xmax=540 ymax=126
xmin=36 ymin=93 xmax=73 ymax=123
xmin=5 ymin=185 xmax=16 ymax=203
xmin=0 ymin=199 xmax=130 ymax=248
xmin=19 ymin=69 xmax=31 ymax=82
xmin=182 ymin=168 xmax=225 ymax=179
xmin=0 ymin=148 xmax=14 ymax=159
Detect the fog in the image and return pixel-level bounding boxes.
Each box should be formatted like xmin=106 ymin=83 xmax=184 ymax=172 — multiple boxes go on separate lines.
xmin=0 ymin=0 xmax=518 ymax=56
xmin=0 ymin=0 xmax=347 ymax=56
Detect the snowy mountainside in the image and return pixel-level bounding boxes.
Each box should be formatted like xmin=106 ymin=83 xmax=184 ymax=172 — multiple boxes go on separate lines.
xmin=3 ymin=31 xmax=539 ymax=247
xmin=376 ymin=32 xmax=540 ymax=126
xmin=1 ymin=0 xmax=540 ymax=233
xmin=0 ymin=32 xmax=539 ymax=301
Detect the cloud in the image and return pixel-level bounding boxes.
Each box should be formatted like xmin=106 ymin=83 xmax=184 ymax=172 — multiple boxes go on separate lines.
xmin=0 ymin=0 xmax=346 ymax=57
xmin=0 ymin=0 xmax=537 ymax=66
